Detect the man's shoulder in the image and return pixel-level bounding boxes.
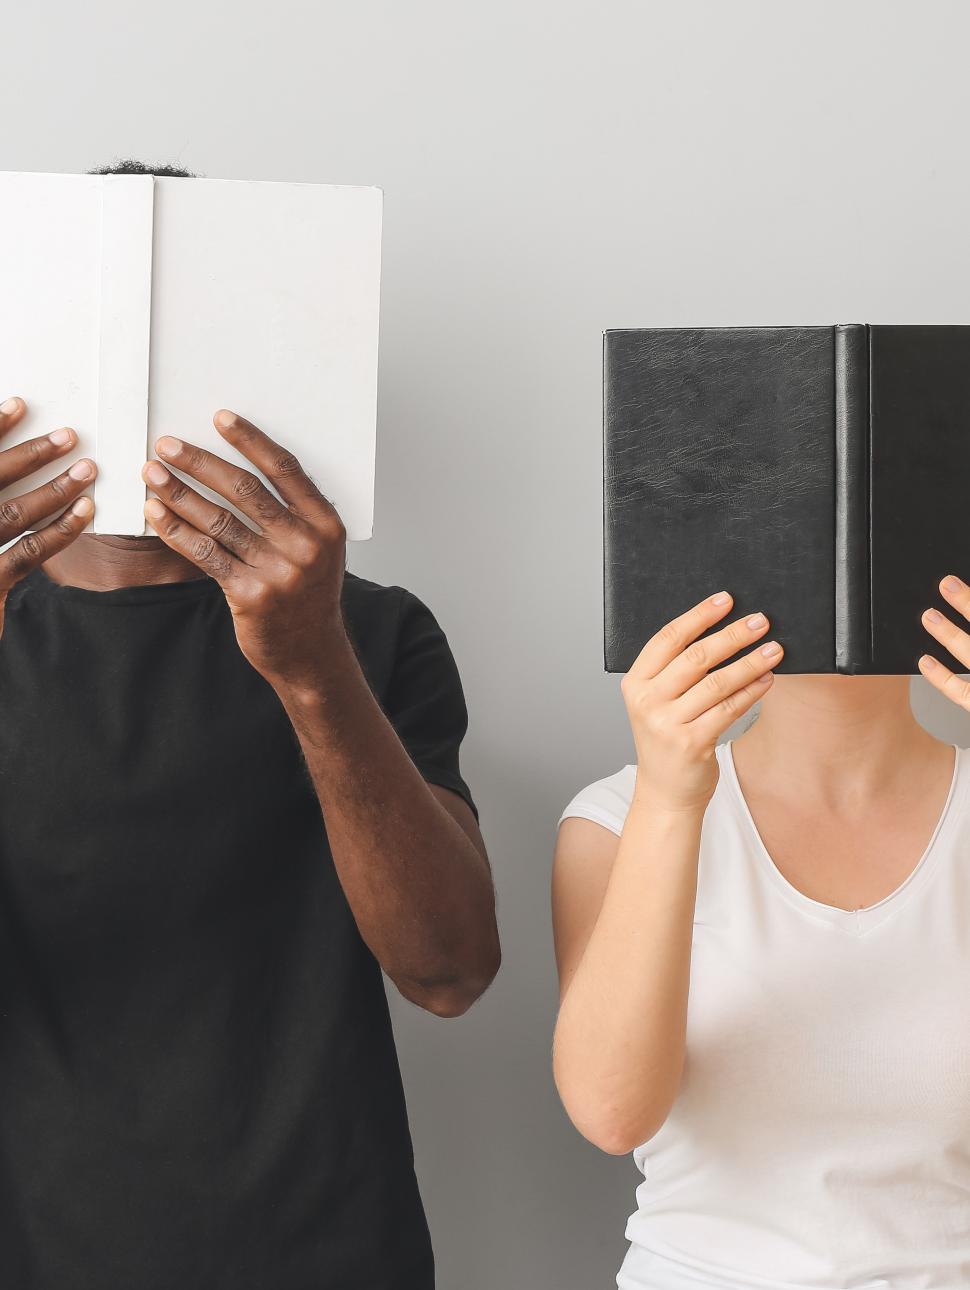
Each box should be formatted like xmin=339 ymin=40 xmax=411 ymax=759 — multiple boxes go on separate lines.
xmin=341 ymin=569 xmax=411 ymax=629
xmin=340 ymin=571 xmax=434 ymax=689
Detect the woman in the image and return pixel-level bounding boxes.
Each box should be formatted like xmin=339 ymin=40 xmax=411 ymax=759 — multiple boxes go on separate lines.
xmin=552 ymin=581 xmax=970 ymax=1289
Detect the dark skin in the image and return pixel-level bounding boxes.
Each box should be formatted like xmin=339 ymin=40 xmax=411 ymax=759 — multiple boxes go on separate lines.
xmin=0 ymin=396 xmax=500 ymax=1018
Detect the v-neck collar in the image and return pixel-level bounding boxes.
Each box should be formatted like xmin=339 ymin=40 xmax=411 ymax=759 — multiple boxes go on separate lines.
xmin=718 ymin=739 xmax=964 ymax=936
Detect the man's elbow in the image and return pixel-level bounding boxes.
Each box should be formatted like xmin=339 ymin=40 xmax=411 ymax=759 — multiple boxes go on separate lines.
xmin=397 ymin=942 xmax=502 ymax=1018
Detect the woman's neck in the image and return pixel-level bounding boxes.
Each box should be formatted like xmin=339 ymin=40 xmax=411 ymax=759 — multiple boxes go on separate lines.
xmin=734 ymin=675 xmax=948 ymax=810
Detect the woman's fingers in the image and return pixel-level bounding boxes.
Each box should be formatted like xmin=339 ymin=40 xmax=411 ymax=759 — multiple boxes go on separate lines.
xmin=627 ymin=591 xmax=737 ymax=680
xmin=674 ymin=636 xmax=784 ymax=723
xmin=919 ymin=576 xmax=970 ymax=707
xmin=680 ymin=641 xmax=782 ymax=742
xmin=0 ymin=496 xmax=94 ymax=590
xmin=920 ymin=576 xmax=970 ymax=672
xmin=651 ymin=608 xmax=774 ymax=700
xmin=687 ymin=668 xmax=776 ymax=744
xmin=917 ymin=652 xmax=970 ymax=710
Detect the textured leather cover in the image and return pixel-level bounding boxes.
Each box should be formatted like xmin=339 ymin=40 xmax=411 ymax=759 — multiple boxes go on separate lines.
xmin=604 ymin=324 xmax=970 ymax=675
xmin=604 ymin=327 xmax=836 ymax=673
xmin=868 ymin=326 xmax=970 ymax=673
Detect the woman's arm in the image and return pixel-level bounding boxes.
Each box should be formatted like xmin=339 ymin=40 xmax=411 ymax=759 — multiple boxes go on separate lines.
xmin=551 ymin=590 xmax=784 ymax=1154
xmin=552 ymin=805 xmax=705 ymax=1154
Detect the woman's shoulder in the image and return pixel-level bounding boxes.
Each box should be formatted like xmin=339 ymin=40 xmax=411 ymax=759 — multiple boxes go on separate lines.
xmin=557 ymin=743 xmax=734 ymax=839
xmin=558 ymin=764 xmax=638 ymax=838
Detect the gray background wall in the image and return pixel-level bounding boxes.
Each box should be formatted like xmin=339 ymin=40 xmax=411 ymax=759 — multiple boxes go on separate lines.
xmin=5 ymin=1 xmax=970 ymax=1285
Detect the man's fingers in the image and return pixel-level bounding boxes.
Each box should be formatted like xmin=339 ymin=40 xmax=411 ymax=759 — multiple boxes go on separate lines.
xmin=142 ymin=460 xmax=261 ymax=561
xmin=0 ymin=459 xmax=97 ymax=544
xmin=143 ymin=498 xmax=242 ymax=586
xmin=153 ymin=434 xmax=297 ymax=533
xmin=211 ymin=409 xmax=336 ymax=521
xmin=0 ymin=397 xmax=27 ymax=442
xmin=0 ymin=425 xmax=81 ymax=489
xmin=0 ymin=496 xmax=94 ymax=590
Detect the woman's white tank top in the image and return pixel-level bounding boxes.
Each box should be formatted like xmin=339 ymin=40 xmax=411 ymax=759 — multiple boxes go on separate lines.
xmin=559 ymin=740 xmax=970 ymax=1289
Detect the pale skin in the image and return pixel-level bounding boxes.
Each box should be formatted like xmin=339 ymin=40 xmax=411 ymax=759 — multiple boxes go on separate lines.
xmin=0 ymin=396 xmax=500 ymax=1019
xmin=552 ymin=587 xmax=967 ymax=1155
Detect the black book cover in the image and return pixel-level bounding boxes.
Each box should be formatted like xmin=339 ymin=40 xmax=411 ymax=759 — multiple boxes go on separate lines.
xmin=603 ymin=325 xmax=970 ymax=674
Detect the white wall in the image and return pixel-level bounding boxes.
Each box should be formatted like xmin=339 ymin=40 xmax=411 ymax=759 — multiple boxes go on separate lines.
xmin=4 ymin=2 xmax=970 ymax=1285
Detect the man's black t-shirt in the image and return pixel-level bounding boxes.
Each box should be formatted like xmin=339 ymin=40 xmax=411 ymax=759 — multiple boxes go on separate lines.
xmin=0 ymin=566 xmax=476 ymax=1290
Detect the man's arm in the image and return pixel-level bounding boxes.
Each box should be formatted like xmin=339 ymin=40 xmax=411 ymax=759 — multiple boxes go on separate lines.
xmin=140 ymin=409 xmax=500 ymax=1017
xmin=278 ymin=638 xmax=498 ymax=1017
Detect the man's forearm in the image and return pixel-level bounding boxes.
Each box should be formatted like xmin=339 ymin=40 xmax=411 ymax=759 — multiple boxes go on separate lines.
xmin=275 ymin=634 xmax=500 ymax=1017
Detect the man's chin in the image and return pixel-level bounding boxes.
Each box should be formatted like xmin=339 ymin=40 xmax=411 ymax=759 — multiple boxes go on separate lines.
xmin=87 ymin=533 xmax=166 ymax=550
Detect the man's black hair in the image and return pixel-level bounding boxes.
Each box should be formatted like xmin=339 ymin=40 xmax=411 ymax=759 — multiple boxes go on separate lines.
xmin=88 ymin=160 xmax=198 ymax=178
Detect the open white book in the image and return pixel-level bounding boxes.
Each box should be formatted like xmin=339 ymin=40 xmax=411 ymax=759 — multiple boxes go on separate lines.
xmin=0 ymin=172 xmax=383 ymax=538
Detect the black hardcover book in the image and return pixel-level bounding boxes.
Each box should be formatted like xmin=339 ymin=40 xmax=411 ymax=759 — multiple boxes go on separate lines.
xmin=604 ymin=324 xmax=970 ymax=674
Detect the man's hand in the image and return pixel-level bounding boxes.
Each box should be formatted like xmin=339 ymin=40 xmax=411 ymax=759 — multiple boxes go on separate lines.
xmin=142 ymin=409 xmax=348 ymax=692
xmin=144 ymin=408 xmax=499 ymax=1016
xmin=919 ymin=574 xmax=970 ymax=705
xmin=0 ymin=396 xmax=97 ymax=636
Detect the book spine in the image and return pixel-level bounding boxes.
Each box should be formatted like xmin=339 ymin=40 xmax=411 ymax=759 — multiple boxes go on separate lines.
xmin=833 ymin=324 xmax=871 ymax=672
xmin=95 ymin=174 xmax=156 ymax=535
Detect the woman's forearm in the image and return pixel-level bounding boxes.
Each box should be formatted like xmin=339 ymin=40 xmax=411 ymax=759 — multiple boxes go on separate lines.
xmin=553 ymin=797 xmax=705 ymax=1154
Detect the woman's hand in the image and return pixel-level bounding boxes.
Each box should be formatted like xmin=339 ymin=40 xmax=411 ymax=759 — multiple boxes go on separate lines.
xmin=918 ymin=575 xmax=970 ymax=704
xmin=553 ymin=591 xmax=784 ymax=1153
xmin=0 ymin=397 xmax=96 ymax=638
xmin=621 ymin=590 xmax=784 ymax=815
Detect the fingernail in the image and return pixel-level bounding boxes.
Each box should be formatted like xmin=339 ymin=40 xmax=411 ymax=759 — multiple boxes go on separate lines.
xmin=214 ymin=410 xmax=236 ymax=429
xmin=760 ymin=641 xmax=781 ymax=656
xmin=755 ymin=671 xmax=773 ymax=684
xmin=925 ymin=608 xmax=944 ymax=624
xmin=942 ymin=576 xmax=964 ymax=595
xmin=144 ymin=461 xmax=170 ymax=486
xmin=155 ymin=437 xmax=182 ymax=457
xmin=68 ymin=459 xmax=95 ymax=481
xmin=144 ymin=499 xmax=166 ymax=520
xmin=1 ymin=398 xmax=20 ymax=415
xmin=747 ymin=613 xmax=766 ymax=629
xmin=70 ymin=496 xmax=94 ymax=518
xmin=711 ymin=592 xmax=731 ymax=605
xmin=48 ymin=428 xmax=73 ymax=446
xmin=921 ymin=655 xmax=939 ymax=671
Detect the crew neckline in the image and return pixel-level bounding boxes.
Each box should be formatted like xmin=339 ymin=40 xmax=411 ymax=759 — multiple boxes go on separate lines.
xmin=22 ymin=566 xmax=222 ymax=607
xmin=719 ymin=738 xmax=964 ymax=935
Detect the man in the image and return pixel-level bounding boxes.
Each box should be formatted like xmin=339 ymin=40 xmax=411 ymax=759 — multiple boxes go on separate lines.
xmin=0 ymin=160 xmax=500 ymax=1290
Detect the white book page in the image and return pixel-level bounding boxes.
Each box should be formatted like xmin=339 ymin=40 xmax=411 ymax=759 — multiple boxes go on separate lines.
xmin=0 ymin=173 xmax=382 ymax=541
xmin=146 ymin=178 xmax=382 ymax=540
xmin=0 ymin=173 xmax=102 ymax=522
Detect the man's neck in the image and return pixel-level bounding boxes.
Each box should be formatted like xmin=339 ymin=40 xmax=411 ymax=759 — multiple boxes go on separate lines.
xmin=41 ymin=534 xmax=205 ymax=591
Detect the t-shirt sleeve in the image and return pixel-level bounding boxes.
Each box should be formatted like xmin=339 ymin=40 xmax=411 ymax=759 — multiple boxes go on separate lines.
xmin=382 ymin=588 xmax=479 ymax=820
xmin=558 ymin=765 xmax=637 ymax=837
